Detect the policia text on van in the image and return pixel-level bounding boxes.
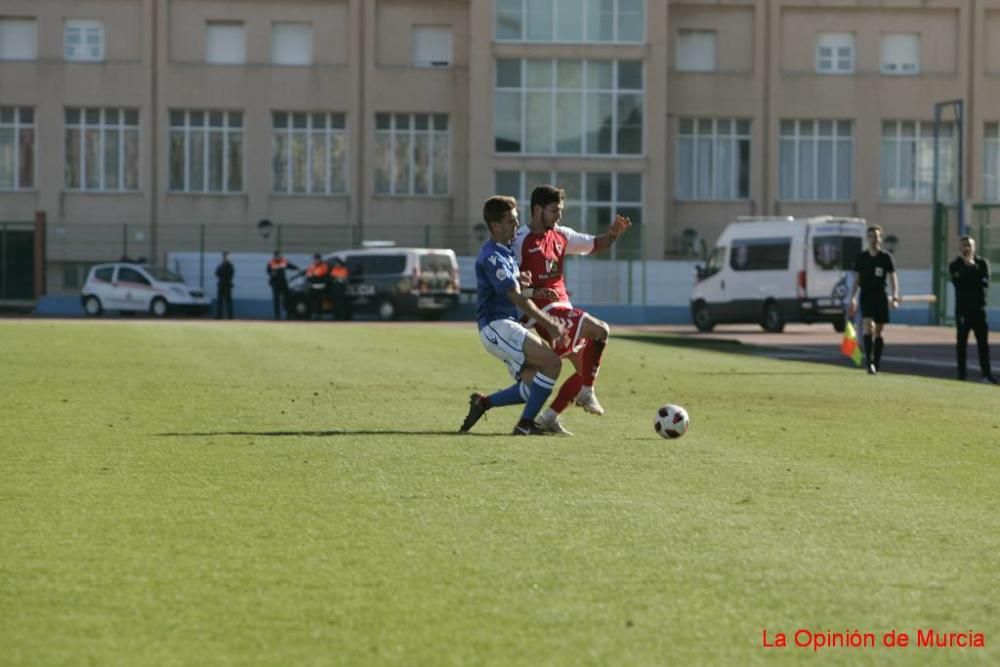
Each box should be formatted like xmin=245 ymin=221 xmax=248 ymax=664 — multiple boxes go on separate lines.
xmin=690 ymin=216 xmax=866 ymax=333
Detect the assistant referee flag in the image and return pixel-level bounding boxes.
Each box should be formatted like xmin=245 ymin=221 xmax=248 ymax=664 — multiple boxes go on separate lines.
xmin=840 ymin=319 xmax=863 ymax=366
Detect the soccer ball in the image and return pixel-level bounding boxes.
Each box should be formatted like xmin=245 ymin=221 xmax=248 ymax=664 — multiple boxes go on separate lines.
xmin=654 ymin=404 xmax=690 ymax=439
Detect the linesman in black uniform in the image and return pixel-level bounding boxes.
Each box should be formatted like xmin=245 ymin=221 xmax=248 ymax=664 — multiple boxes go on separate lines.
xmin=949 ymin=236 xmax=997 ymax=384
xmin=848 ymin=225 xmax=900 ymax=375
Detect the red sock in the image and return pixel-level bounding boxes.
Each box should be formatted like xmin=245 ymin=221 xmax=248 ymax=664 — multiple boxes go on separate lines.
xmin=550 ymin=374 xmax=584 ymax=413
xmin=581 ymin=339 xmax=606 ymax=387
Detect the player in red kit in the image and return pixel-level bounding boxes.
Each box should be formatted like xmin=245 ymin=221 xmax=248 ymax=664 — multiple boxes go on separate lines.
xmin=512 ymin=184 xmax=631 ymax=435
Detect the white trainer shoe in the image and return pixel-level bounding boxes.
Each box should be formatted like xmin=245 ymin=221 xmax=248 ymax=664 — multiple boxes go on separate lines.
xmin=538 ymin=408 xmax=574 ymax=436
xmin=574 ymin=386 xmax=605 ymax=415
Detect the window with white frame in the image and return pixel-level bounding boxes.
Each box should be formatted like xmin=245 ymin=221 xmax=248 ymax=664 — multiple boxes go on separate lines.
xmin=881 ymin=33 xmax=919 ymax=75
xmin=676 ymin=118 xmax=750 ymax=200
xmin=985 ymin=123 xmax=1000 ymax=202
xmin=495 ymin=0 xmax=644 ymax=43
xmin=816 ymin=33 xmax=854 ymax=74
xmin=494 ymin=169 xmax=642 ymax=259
xmin=495 ymin=58 xmax=643 ymax=155
xmin=65 ymin=108 xmax=139 ymax=191
xmin=272 ymin=112 xmax=347 ymax=195
xmin=169 ymin=110 xmax=243 ymax=193
xmin=412 ymin=25 xmax=452 ymax=67
xmin=0 ymin=18 xmax=37 ymax=60
xmin=205 ymin=22 xmax=245 ymax=64
xmin=65 ymin=19 xmax=104 ymax=62
xmin=0 ymin=107 xmax=34 ymax=190
xmin=374 ymin=113 xmax=449 ymax=196
xmin=779 ymin=120 xmax=853 ymax=201
xmin=880 ymin=120 xmax=956 ymax=202
xmin=675 ymin=30 xmax=716 ymax=72
xmin=271 ymin=22 xmax=312 ymax=66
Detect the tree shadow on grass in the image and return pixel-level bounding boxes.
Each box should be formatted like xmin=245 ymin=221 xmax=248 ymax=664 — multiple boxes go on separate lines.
xmin=156 ymin=430 xmax=496 ymax=438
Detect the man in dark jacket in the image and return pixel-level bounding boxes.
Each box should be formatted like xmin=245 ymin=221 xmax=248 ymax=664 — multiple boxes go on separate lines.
xmin=215 ymin=251 xmax=235 ymax=319
xmin=266 ymin=251 xmax=298 ymax=320
xmin=949 ymin=236 xmax=996 ymax=383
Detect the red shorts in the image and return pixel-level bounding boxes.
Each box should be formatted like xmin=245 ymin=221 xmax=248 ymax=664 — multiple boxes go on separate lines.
xmin=533 ymin=305 xmax=587 ymax=358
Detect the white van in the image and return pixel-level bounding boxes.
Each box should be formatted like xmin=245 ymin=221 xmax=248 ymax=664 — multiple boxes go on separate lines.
xmin=690 ymin=216 xmax=866 ymax=332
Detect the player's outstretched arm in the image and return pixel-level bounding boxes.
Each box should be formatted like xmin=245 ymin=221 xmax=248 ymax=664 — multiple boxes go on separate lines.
xmin=591 ymin=213 xmax=632 ymax=254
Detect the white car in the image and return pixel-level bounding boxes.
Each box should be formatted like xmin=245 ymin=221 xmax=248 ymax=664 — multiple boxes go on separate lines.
xmin=81 ymin=262 xmax=211 ymax=317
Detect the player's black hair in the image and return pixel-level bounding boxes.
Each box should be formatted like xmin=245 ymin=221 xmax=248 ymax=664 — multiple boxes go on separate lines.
xmin=483 ymin=195 xmax=518 ymax=227
xmin=530 ymin=185 xmax=565 ymax=215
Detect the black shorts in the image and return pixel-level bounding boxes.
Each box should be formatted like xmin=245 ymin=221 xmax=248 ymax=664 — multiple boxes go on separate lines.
xmin=860 ymin=291 xmax=889 ymax=324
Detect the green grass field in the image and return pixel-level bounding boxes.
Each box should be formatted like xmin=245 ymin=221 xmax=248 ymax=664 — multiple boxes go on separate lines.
xmin=2 ymin=320 xmax=998 ymax=665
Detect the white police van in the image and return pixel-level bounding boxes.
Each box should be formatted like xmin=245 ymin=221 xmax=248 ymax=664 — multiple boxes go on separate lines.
xmin=690 ymin=216 xmax=866 ymax=332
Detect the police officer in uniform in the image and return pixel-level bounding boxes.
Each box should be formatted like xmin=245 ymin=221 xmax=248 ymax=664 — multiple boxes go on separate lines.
xmin=305 ymin=253 xmax=330 ymax=320
xmin=215 ymin=251 xmax=235 ymax=319
xmin=848 ymin=225 xmax=900 ymax=375
xmin=949 ymin=236 xmax=997 ymax=383
xmin=266 ymin=251 xmax=298 ymax=320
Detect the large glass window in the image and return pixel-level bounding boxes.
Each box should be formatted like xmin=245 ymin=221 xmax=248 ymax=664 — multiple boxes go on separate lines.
xmin=272 ymin=112 xmax=347 ymax=195
xmin=816 ymin=33 xmax=854 ymax=74
xmin=880 ymin=120 xmax=956 ymax=202
xmin=675 ymin=30 xmax=716 ymax=72
xmin=169 ymin=110 xmax=243 ymax=193
xmin=495 ymin=0 xmax=644 ymax=43
xmin=495 ymin=169 xmax=642 ymax=259
xmin=65 ymin=108 xmax=139 ymax=191
xmin=986 ymin=123 xmax=1000 ymax=203
xmin=0 ymin=107 xmax=34 ymax=191
xmin=374 ymin=113 xmax=449 ymax=196
xmin=495 ymin=58 xmax=643 ymax=155
xmin=676 ymin=118 xmax=750 ymax=200
xmin=779 ymin=120 xmax=853 ymax=201
xmin=730 ymin=238 xmax=791 ymax=271
xmin=206 ymin=22 xmax=245 ymax=64
xmin=64 ymin=19 xmax=104 ymax=62
xmin=271 ymin=22 xmax=312 ymax=66
xmin=881 ymin=34 xmax=919 ymax=75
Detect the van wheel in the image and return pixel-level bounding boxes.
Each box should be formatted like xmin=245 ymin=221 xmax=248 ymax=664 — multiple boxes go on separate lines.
xmin=761 ymin=303 xmax=785 ymax=333
xmin=377 ymin=299 xmax=397 ymax=321
xmin=832 ymin=319 xmax=846 ymax=333
xmin=83 ymin=296 xmax=103 ymax=317
xmin=150 ymin=297 xmax=169 ymax=318
xmin=291 ymin=298 xmax=310 ymax=320
xmin=692 ymin=304 xmax=714 ymax=332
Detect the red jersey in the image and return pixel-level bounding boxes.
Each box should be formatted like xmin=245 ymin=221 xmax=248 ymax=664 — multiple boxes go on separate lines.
xmin=512 ymin=224 xmax=595 ymax=308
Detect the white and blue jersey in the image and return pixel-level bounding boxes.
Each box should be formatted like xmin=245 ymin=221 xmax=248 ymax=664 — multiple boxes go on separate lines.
xmin=475 ymin=239 xmax=521 ymax=330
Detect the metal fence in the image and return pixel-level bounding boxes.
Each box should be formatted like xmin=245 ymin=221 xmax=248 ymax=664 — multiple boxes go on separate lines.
xmin=45 ymin=220 xmax=651 ymax=294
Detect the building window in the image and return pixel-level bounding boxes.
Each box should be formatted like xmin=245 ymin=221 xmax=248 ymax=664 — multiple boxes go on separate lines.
xmin=495 ymin=169 xmax=642 ymax=259
xmin=986 ymin=123 xmax=1000 ymax=202
xmin=676 ymin=118 xmax=750 ymax=200
xmin=881 ymin=33 xmax=919 ymax=75
xmin=206 ymin=21 xmax=245 ymax=65
xmin=65 ymin=19 xmax=104 ymax=62
xmin=0 ymin=107 xmax=34 ymax=190
xmin=169 ymin=110 xmax=243 ymax=193
xmin=494 ymin=58 xmax=643 ymax=155
xmin=65 ymin=108 xmax=139 ymax=191
xmin=880 ymin=120 xmax=956 ymax=202
xmin=412 ymin=25 xmax=452 ymax=67
xmin=816 ymin=33 xmax=854 ymax=74
xmin=374 ymin=113 xmax=449 ymax=196
xmin=0 ymin=18 xmax=37 ymax=60
xmin=779 ymin=120 xmax=853 ymax=201
xmin=271 ymin=22 xmax=312 ymax=66
xmin=495 ymin=0 xmax=644 ymax=43
xmin=675 ymin=30 xmax=716 ymax=72
xmin=272 ymin=112 xmax=347 ymax=195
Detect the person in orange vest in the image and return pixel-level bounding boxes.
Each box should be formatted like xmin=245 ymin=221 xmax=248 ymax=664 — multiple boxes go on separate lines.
xmin=329 ymin=258 xmax=351 ymax=320
xmin=305 ymin=253 xmax=330 ymax=320
xmin=266 ymin=251 xmax=298 ymax=320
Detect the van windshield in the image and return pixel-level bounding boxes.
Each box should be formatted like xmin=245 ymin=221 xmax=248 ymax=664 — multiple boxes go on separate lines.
xmin=812 ymin=236 xmax=863 ymax=270
xmin=420 ymin=254 xmax=454 ymax=273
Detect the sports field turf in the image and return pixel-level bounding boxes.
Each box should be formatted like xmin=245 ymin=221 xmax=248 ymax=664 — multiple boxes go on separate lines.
xmin=2 ymin=320 xmax=997 ymax=665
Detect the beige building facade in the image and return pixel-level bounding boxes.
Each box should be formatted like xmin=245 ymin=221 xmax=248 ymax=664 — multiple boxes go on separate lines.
xmin=3 ymin=0 xmax=1000 ymax=293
